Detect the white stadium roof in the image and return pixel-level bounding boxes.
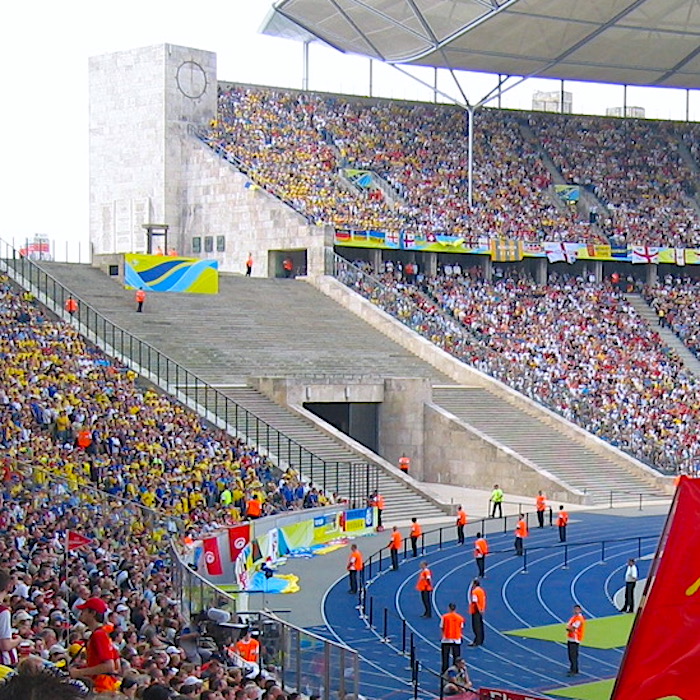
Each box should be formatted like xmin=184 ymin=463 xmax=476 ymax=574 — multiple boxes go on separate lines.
xmin=263 ymin=0 xmax=700 ymax=89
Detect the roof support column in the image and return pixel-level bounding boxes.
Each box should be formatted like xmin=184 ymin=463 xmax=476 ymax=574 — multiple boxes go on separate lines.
xmin=623 ymin=84 xmax=627 ymax=118
xmin=369 ymin=58 xmax=374 ymax=97
xmin=686 ymin=89 xmax=690 ymax=122
xmin=302 ymin=40 xmax=310 ymax=91
xmin=467 ymin=106 xmax=475 ymax=209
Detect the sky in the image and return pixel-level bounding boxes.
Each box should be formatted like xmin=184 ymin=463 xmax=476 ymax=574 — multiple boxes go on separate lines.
xmin=1 ymin=2 xmax=698 ymax=260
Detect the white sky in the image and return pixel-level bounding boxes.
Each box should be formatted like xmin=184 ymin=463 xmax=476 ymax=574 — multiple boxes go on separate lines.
xmin=1 ymin=2 xmax=698 ymax=260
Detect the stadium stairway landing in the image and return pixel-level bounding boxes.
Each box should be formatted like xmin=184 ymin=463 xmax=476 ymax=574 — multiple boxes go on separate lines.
xmin=432 ymin=386 xmax=666 ymax=504
xmin=33 ymin=263 xmax=451 ymax=521
xmin=625 ymin=293 xmax=700 ymax=378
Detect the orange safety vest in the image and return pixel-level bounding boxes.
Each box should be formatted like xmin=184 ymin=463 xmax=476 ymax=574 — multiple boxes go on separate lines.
xmin=235 ymin=637 xmax=260 ymax=663
xmin=469 ymin=586 xmax=486 ymax=614
xmin=474 ymin=538 xmax=488 ymax=558
xmin=536 ymin=495 xmax=546 ymax=511
xmin=416 ymin=568 xmax=433 ymax=592
xmin=246 ymin=254 xmax=254 ymax=267
xmin=398 ymin=456 xmax=410 ymax=472
xmin=77 ymin=429 xmax=92 ymax=449
xmin=390 ymin=531 xmax=402 ymax=550
xmin=441 ymin=611 xmax=464 ymax=641
xmin=135 ymin=289 xmax=146 ymax=303
xmin=65 ymin=298 xmax=78 ymax=313
xmin=410 ymin=523 xmax=422 ymax=538
xmin=283 ymin=258 xmax=293 ymax=271
xmin=557 ymin=510 xmax=569 ymax=527
xmin=566 ymin=613 xmax=585 ymax=642
xmin=347 ymin=549 xmax=364 ymax=571
xmin=515 ymin=519 xmax=529 ymax=538
xmin=456 ymin=510 xmax=467 ymax=526
xmin=246 ymin=499 xmax=262 ymax=518
xmin=375 ymin=494 xmax=385 ymax=510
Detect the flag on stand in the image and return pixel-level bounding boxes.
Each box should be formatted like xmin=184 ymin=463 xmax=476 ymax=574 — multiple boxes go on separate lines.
xmin=203 ymin=537 xmax=224 ymax=576
xmin=67 ymin=531 xmax=92 ymax=551
xmin=227 ymin=524 xmax=251 ymax=564
xmin=611 ymin=476 xmax=700 ymax=700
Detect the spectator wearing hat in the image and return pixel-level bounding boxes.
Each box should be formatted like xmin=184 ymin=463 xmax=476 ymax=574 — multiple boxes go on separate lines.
xmin=69 ymin=597 xmax=121 ymax=693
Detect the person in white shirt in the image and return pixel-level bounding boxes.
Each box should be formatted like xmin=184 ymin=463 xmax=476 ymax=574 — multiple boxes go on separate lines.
xmin=621 ymin=558 xmax=638 ymax=613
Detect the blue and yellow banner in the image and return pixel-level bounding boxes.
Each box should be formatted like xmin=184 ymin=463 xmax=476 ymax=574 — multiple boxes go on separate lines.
xmin=124 ymin=254 xmax=218 ymax=294
xmin=554 ymin=184 xmax=580 ymax=204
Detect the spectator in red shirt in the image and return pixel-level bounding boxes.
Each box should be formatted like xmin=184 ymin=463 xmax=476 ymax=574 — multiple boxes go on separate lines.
xmin=69 ymin=597 xmax=120 ymax=692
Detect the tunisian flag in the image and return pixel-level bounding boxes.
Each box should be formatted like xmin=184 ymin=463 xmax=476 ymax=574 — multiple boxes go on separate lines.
xmin=202 ymin=537 xmax=224 ymax=576
xmin=611 ymin=476 xmax=700 ymax=700
xmin=227 ymin=524 xmax=251 ymax=563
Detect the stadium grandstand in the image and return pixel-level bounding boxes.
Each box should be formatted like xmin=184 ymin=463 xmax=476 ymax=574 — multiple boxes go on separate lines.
xmin=3 ymin=1 xmax=700 ymax=699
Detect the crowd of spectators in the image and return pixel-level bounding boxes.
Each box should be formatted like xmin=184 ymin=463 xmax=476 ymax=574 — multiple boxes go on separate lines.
xmin=0 ymin=276 xmax=334 ymax=696
xmin=0 ymin=467 xmax=295 ymax=699
xmin=0 ymin=278 xmax=335 ymax=534
xmin=528 ymin=114 xmax=700 ymax=247
xmin=341 ymin=261 xmax=700 ymax=472
xmin=203 ymin=85 xmax=699 ymax=249
xmin=203 ymin=86 xmax=597 ymax=245
xmin=643 ymin=276 xmax=700 ymax=358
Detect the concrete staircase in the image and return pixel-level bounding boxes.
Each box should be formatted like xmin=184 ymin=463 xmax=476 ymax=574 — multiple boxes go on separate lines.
xmin=625 ymin=293 xmax=700 ymax=377
xmin=29 ymin=262 xmax=450 ymax=521
xmin=193 ymin=386 xmax=443 ymax=521
xmin=432 ymin=386 xmax=667 ymax=504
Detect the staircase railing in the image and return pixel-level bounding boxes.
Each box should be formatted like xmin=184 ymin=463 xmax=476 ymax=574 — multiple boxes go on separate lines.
xmin=0 ymin=238 xmax=377 ymax=506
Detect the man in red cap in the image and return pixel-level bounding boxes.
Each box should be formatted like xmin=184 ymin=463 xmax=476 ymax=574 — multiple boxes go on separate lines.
xmin=69 ymin=597 xmax=121 ymax=692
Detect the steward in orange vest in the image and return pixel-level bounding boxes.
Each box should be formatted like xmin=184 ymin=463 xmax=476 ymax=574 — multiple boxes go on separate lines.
xmin=514 ymin=515 xmax=528 ymax=556
xmin=557 ymin=506 xmax=569 ymax=542
xmin=440 ymin=603 xmax=464 ymax=672
xmin=410 ymin=517 xmax=422 ymax=557
xmin=566 ymin=605 xmax=585 ymax=675
xmin=346 ymin=544 xmax=363 ymax=594
xmin=389 ymin=526 xmax=401 ymax=571
xmin=536 ymin=490 xmax=547 ymax=528
xmin=474 ymin=532 xmax=488 ymax=578
xmin=416 ymin=561 xmax=433 ymax=617
xmin=468 ymin=579 xmax=486 ymax=646
xmin=456 ymin=506 xmax=467 ymax=545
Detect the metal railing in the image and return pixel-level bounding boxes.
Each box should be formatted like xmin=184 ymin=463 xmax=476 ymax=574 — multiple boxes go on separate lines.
xmin=353 ymin=510 xmax=659 ymax=700
xmin=0 ymin=238 xmax=377 ymax=506
xmin=170 ymin=543 xmax=359 ymax=700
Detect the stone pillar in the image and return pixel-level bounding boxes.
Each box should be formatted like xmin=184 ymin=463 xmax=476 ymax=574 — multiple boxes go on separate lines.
xmin=369 ymin=249 xmax=382 ymax=274
xmin=424 ymin=252 xmax=437 ymax=277
xmin=482 ymin=256 xmax=493 ymax=281
xmin=379 ymin=378 xmax=431 ymax=480
xmin=594 ymin=260 xmax=603 ymax=282
xmin=647 ymin=264 xmax=658 ymax=285
xmin=536 ymin=259 xmax=547 ymax=285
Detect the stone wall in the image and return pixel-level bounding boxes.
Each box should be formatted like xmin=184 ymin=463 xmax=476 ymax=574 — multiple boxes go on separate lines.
xmin=424 ymin=404 xmax=584 ymax=504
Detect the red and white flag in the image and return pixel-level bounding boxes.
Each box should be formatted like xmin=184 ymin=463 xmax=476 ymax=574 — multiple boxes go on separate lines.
xmin=544 ymin=242 xmax=578 ymax=264
xmin=67 ymin=531 xmax=92 ymax=551
xmin=227 ymin=524 xmax=251 ymax=564
xmin=631 ymin=246 xmax=659 ymax=264
xmin=203 ymin=537 xmax=224 ymax=576
xmin=611 ymin=476 xmax=700 ymax=699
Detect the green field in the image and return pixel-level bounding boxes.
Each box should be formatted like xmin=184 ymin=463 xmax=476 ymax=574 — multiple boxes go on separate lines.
xmin=505 ymin=614 xmax=633 ymax=650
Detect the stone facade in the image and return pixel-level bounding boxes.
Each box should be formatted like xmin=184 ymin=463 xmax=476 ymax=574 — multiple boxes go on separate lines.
xmin=89 ymin=43 xmax=334 ymax=276
xmin=89 ymin=44 xmax=217 ymax=257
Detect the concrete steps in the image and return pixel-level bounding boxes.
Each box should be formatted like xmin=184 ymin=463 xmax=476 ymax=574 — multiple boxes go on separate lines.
xmin=27 ymin=262 xmax=449 ymax=521
xmin=624 ymin=293 xmax=700 ymax=377
xmin=432 ymin=386 xmax=667 ymax=504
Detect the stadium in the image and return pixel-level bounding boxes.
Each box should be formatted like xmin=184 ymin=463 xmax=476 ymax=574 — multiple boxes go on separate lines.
xmin=1 ymin=1 xmax=699 ymax=699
